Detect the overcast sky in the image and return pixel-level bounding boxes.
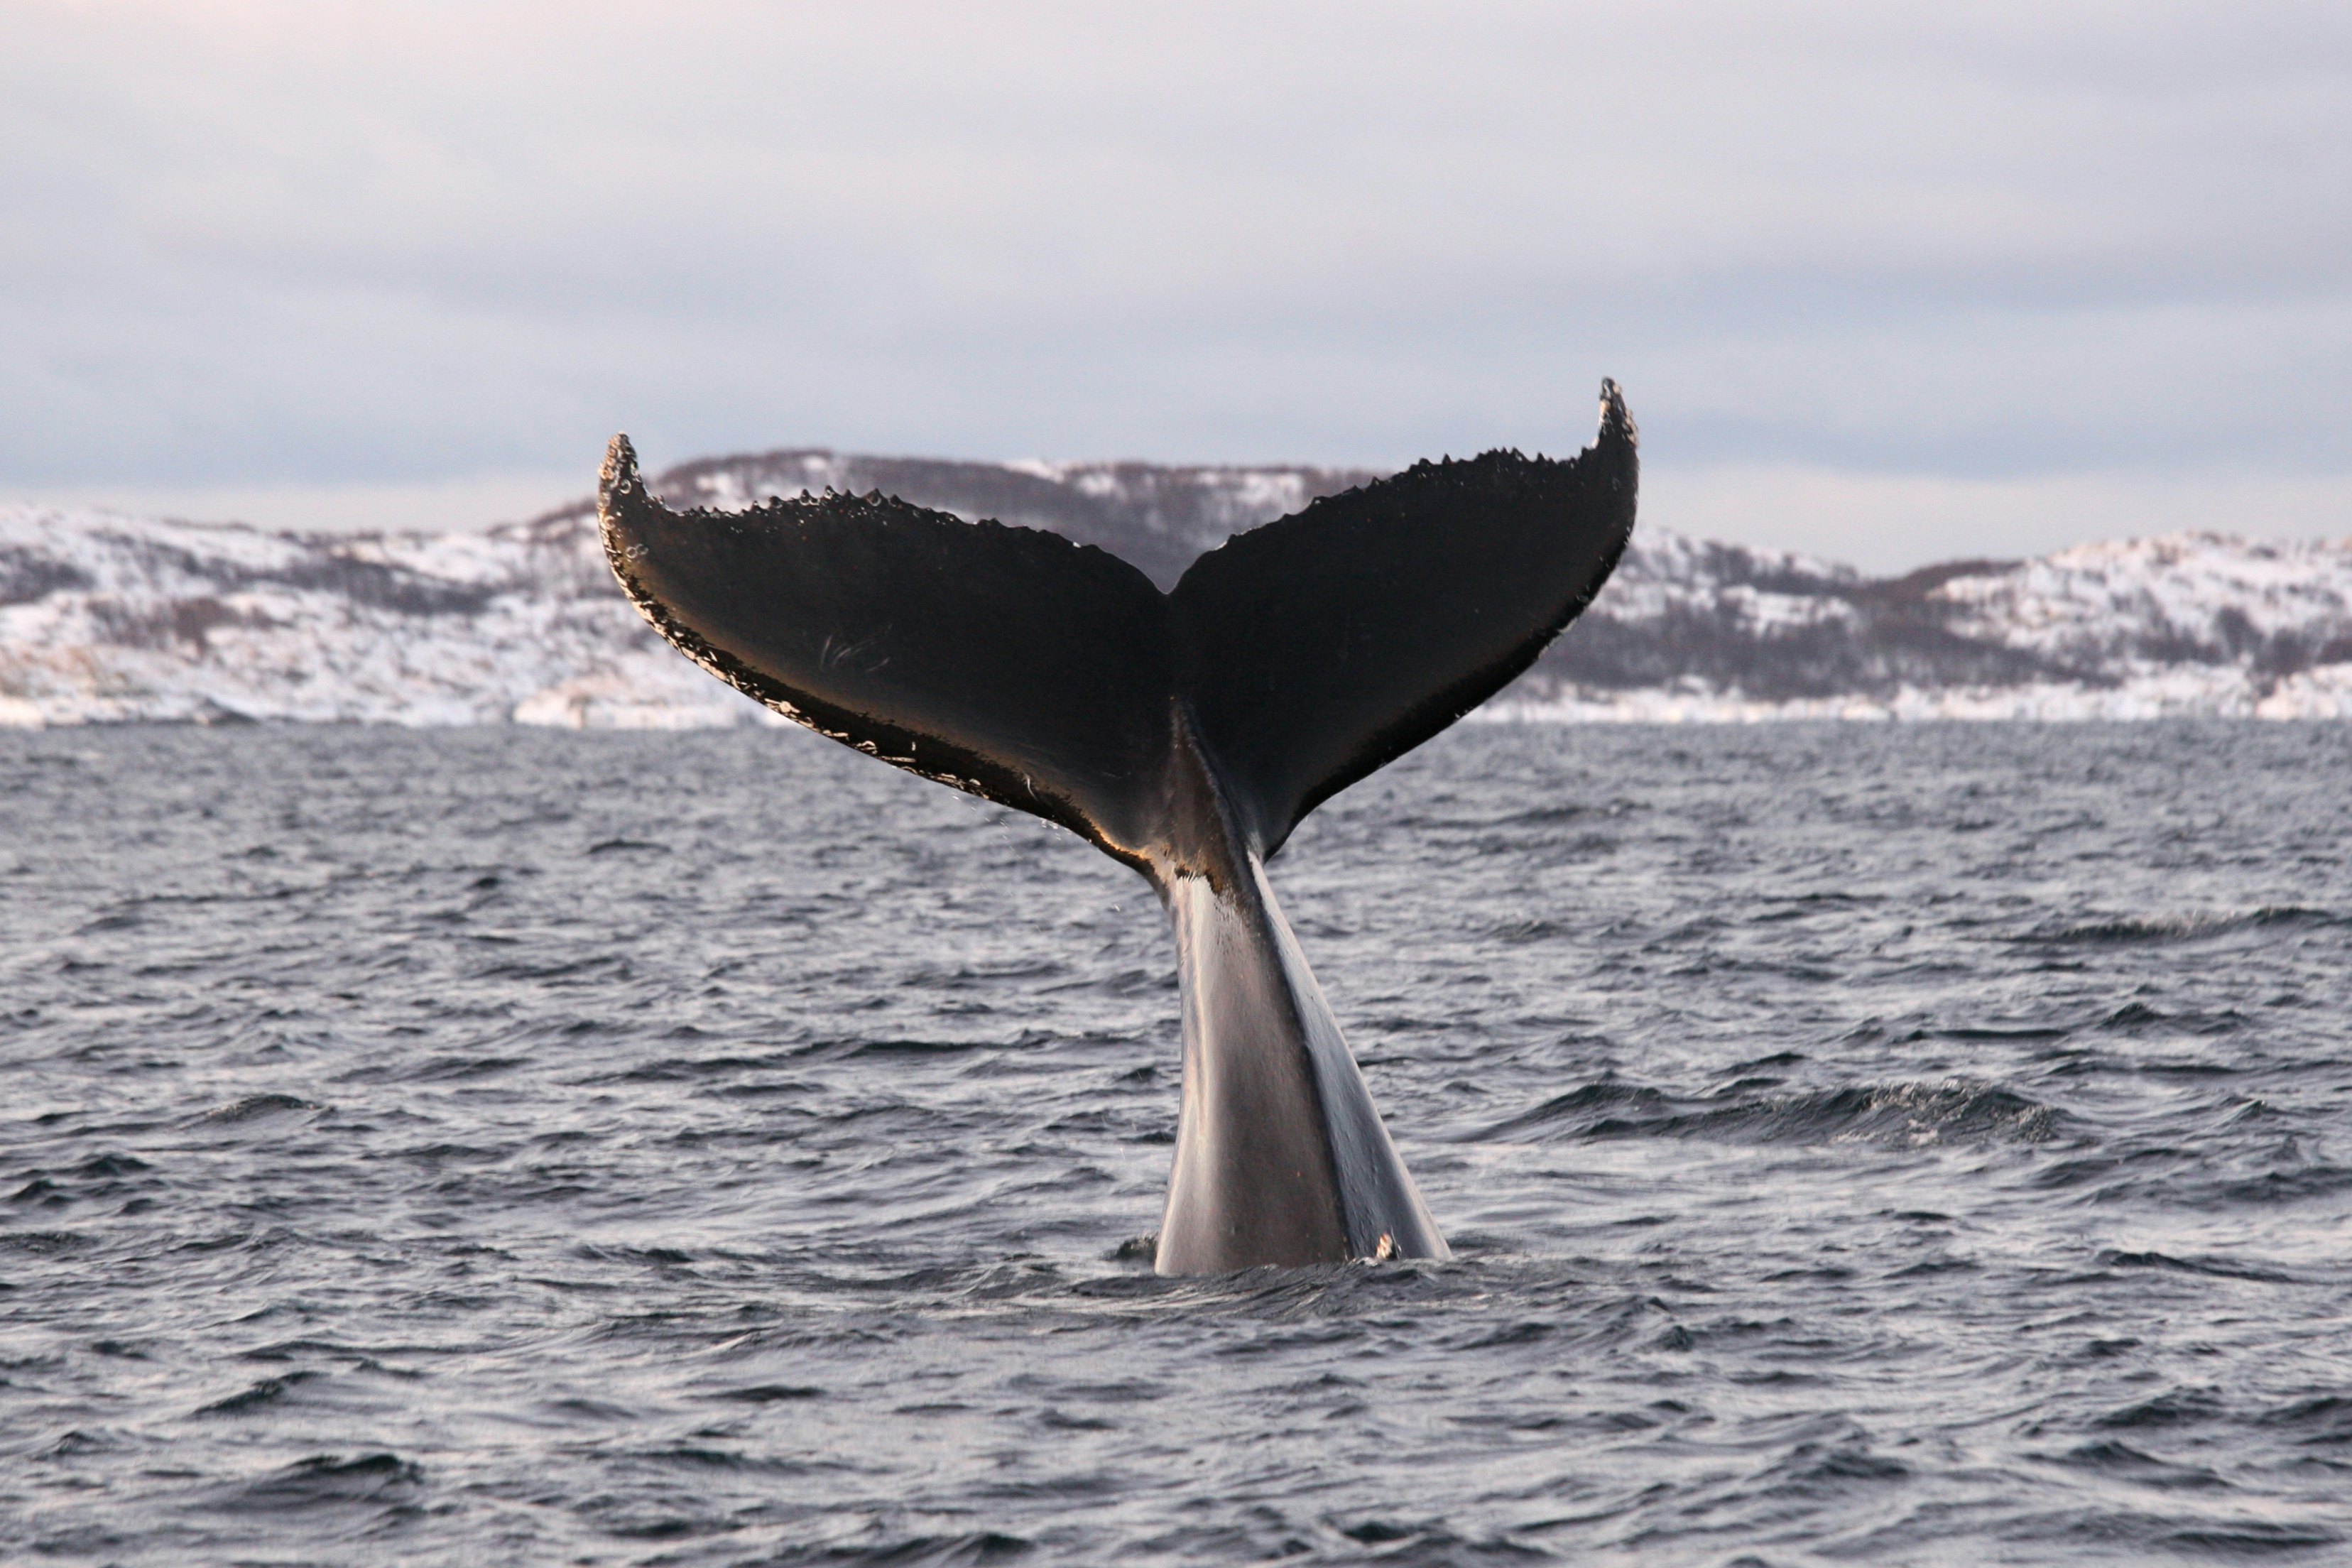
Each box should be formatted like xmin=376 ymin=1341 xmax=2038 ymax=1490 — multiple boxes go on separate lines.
xmin=2 ymin=1 xmax=2345 ymax=568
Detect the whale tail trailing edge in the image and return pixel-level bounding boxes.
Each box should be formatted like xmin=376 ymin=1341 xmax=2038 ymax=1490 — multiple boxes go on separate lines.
xmin=599 ymin=383 xmax=1638 ymax=1272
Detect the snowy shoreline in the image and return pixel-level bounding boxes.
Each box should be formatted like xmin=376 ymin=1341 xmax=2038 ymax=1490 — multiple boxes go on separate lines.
xmin=8 ymin=447 xmax=2351 ymax=730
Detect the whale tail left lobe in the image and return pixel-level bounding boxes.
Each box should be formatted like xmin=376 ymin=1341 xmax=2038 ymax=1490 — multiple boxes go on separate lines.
xmin=599 ymin=384 xmax=1638 ymax=1271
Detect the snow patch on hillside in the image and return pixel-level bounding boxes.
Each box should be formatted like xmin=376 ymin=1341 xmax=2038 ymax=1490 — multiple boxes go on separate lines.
xmin=0 ymin=503 xmax=763 ymax=729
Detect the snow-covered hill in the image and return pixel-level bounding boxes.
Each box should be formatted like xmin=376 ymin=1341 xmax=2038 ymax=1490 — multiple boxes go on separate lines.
xmin=1515 ymin=529 xmax=2352 ymax=721
xmin=4 ymin=447 xmax=2350 ymax=727
xmin=0 ymin=501 xmax=725 ymax=729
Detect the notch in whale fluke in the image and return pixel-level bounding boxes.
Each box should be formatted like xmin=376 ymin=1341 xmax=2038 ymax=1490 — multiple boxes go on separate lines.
xmin=598 ymin=384 xmax=1637 ymax=1271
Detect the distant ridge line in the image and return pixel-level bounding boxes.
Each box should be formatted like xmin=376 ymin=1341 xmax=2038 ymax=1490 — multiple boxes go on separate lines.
xmin=4 ymin=446 xmax=2352 ymax=726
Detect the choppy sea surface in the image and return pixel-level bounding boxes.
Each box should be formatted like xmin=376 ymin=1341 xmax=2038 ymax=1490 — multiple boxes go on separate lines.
xmin=2 ymin=722 xmax=2348 ymax=1567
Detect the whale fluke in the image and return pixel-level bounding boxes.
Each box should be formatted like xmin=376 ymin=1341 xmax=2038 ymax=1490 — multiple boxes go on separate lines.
xmin=599 ymin=383 xmax=1638 ymax=1272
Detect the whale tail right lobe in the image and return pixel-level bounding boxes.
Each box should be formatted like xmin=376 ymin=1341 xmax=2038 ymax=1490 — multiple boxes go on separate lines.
xmin=599 ymin=384 xmax=1638 ymax=1271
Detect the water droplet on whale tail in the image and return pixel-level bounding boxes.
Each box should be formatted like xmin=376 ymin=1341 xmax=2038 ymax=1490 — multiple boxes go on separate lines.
xmin=596 ymin=384 xmax=1638 ymax=1271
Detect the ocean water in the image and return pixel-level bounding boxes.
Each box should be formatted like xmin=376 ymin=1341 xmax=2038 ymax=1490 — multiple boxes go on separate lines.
xmin=1 ymin=720 xmax=2348 ymax=1567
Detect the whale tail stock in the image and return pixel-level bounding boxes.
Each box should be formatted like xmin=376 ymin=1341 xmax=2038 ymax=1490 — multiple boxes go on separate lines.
xmin=599 ymin=383 xmax=1638 ymax=1273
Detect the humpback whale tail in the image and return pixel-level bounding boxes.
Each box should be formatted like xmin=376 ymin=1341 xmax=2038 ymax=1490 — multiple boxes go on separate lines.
xmin=599 ymin=383 xmax=1638 ymax=1273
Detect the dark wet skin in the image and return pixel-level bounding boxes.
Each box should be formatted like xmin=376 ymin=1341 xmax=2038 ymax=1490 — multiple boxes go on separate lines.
xmin=597 ymin=384 xmax=1637 ymax=1272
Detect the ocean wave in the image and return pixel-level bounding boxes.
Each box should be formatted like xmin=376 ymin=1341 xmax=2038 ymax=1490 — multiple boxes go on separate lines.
xmin=2020 ymin=906 xmax=2338 ymax=946
xmin=1479 ymin=1077 xmax=2067 ymax=1148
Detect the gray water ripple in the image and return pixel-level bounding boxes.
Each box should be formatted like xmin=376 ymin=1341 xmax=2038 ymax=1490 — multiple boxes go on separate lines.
xmin=1 ymin=722 xmax=2349 ymax=1564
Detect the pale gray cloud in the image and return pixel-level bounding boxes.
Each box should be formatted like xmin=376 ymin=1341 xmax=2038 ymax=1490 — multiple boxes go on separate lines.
xmin=1 ymin=0 xmax=2345 ymax=565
